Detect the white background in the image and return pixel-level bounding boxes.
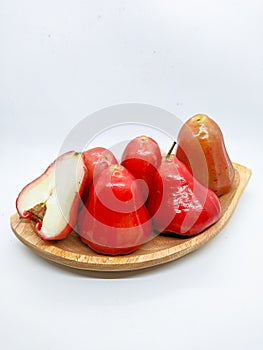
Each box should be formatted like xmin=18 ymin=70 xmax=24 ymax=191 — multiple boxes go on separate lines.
xmin=1 ymin=1 xmax=263 ymax=349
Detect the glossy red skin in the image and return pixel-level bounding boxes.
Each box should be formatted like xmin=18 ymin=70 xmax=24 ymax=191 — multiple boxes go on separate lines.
xmin=16 ymin=151 xmax=89 ymax=240
xmin=147 ymin=155 xmax=221 ymax=236
xmin=176 ymin=114 xmax=235 ymax=196
xmin=77 ymin=165 xmax=152 ymax=255
xmin=121 ymin=135 xmax=162 ymax=201
xmin=82 ymin=147 xmax=118 ymax=204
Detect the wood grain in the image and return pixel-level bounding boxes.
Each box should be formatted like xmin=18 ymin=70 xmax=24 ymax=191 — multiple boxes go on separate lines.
xmin=10 ymin=163 xmax=251 ymax=272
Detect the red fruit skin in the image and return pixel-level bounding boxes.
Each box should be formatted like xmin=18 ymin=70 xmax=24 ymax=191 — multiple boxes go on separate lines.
xmin=176 ymin=115 xmax=235 ymax=196
xmin=81 ymin=147 xmax=118 ymax=204
xmin=147 ymin=155 xmax=221 ymax=236
xmin=77 ymin=165 xmax=152 ymax=255
xmin=121 ymin=135 xmax=162 ymax=201
xmin=16 ymin=151 xmax=89 ymax=240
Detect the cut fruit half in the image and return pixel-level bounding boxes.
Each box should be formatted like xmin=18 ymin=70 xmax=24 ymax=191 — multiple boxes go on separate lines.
xmin=16 ymin=151 xmax=88 ymax=240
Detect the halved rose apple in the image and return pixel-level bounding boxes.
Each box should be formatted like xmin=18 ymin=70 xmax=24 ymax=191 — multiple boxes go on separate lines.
xmin=16 ymin=151 xmax=88 ymax=240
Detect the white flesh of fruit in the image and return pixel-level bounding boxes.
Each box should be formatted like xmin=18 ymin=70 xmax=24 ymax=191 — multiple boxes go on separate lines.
xmin=17 ymin=152 xmax=85 ymax=239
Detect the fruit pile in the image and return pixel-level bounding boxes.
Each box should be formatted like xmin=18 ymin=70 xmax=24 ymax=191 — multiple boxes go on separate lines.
xmin=16 ymin=114 xmax=235 ymax=256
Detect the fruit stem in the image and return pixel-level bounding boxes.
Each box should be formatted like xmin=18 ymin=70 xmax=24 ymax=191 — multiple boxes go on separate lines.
xmin=166 ymin=141 xmax=177 ymax=159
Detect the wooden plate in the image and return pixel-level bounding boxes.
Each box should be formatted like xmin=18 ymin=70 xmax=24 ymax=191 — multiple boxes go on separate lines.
xmin=10 ymin=163 xmax=251 ymax=272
